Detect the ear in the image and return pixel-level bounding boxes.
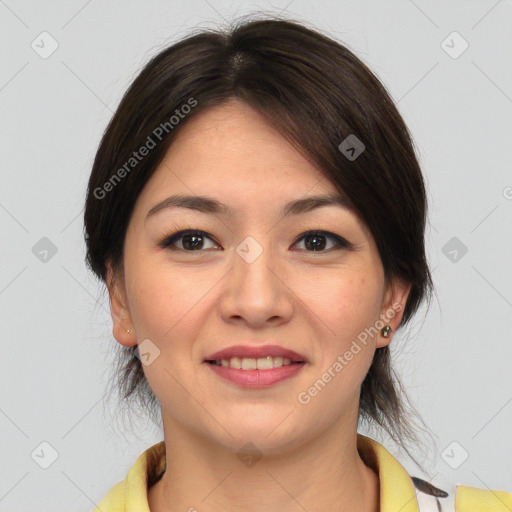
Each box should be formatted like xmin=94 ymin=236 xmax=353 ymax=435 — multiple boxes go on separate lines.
xmin=376 ymin=278 xmax=412 ymax=349
xmin=105 ymin=259 xmax=136 ymax=347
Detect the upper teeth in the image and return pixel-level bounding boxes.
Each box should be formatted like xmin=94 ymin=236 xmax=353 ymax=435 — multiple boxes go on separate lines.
xmin=215 ymin=356 xmax=294 ymax=369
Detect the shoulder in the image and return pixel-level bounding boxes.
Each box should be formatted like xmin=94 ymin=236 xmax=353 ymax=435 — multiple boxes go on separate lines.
xmin=91 ymin=441 xmax=165 ymax=512
xmin=412 ymin=476 xmax=512 ymax=511
xmin=455 ymin=484 xmax=512 ymax=511
xmin=92 ymin=480 xmax=126 ymax=512
xmin=357 ymin=434 xmax=511 ymax=512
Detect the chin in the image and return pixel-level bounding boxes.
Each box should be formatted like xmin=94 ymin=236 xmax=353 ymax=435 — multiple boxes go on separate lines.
xmin=209 ymin=415 xmax=304 ymax=452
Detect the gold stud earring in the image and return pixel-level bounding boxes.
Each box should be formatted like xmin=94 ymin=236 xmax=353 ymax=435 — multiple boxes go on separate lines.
xmin=126 ymin=329 xmax=131 ymax=334
xmin=381 ymin=325 xmax=392 ymax=338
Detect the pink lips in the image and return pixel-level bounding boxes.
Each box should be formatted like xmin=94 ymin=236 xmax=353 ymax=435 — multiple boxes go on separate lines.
xmin=203 ymin=344 xmax=308 ymax=389
xmin=204 ymin=344 xmax=307 ymax=363
xmin=205 ymin=361 xmax=306 ymax=388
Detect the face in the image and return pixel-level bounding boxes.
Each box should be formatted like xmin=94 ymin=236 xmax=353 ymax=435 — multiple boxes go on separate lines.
xmin=107 ymin=99 xmax=410 ymax=454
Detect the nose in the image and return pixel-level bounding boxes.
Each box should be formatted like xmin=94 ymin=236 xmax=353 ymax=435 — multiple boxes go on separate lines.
xmin=218 ymin=240 xmax=294 ymax=329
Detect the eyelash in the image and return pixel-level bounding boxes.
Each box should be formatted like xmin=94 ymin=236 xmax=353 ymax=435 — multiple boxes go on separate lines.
xmin=158 ymin=228 xmax=352 ymax=253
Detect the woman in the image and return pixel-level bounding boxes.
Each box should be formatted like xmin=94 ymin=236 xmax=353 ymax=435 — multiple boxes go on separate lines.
xmin=85 ymin=17 xmax=511 ymax=512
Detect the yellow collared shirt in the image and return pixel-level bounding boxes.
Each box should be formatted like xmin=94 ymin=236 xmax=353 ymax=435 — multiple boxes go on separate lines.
xmin=93 ymin=434 xmax=512 ymax=512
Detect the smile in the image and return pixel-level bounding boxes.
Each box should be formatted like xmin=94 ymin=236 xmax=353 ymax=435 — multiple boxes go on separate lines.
xmin=206 ymin=355 xmax=302 ymax=369
xmin=203 ymin=358 xmax=306 ymax=388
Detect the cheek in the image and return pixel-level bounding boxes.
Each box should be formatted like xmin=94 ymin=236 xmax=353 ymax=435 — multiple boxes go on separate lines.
xmin=124 ymin=257 xmax=203 ymax=396
xmin=125 ymin=249 xmax=210 ymax=341
xmin=299 ymin=274 xmax=382 ymax=403
xmin=126 ymin=269 xmax=173 ymax=338
xmin=295 ymin=270 xmax=382 ymax=336
xmin=338 ymin=276 xmax=382 ymax=330
xmin=294 ymin=268 xmax=383 ymax=391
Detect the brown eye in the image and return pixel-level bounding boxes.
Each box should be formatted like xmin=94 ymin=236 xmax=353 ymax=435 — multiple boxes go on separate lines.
xmin=293 ymin=231 xmax=351 ymax=252
xmin=160 ymin=230 xmax=220 ymax=251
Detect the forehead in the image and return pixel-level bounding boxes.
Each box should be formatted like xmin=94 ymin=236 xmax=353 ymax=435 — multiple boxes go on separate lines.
xmin=137 ymin=100 xmax=342 ymax=210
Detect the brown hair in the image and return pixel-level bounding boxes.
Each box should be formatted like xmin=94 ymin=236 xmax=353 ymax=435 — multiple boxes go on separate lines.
xmin=84 ymin=15 xmax=435 ymax=473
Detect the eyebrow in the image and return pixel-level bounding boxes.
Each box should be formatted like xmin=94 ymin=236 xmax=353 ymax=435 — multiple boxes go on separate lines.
xmin=145 ymin=193 xmax=352 ymax=221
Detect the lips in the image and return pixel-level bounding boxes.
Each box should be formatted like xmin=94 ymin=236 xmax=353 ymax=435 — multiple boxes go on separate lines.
xmin=204 ymin=344 xmax=307 ymax=363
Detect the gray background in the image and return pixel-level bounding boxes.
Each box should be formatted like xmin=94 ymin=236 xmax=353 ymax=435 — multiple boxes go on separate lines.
xmin=1 ymin=0 xmax=511 ymax=510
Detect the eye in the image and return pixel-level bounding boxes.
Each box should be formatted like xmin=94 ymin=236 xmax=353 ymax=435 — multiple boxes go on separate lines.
xmin=293 ymin=231 xmax=351 ymax=252
xmin=159 ymin=229 xmax=220 ymax=251
xmin=159 ymin=229 xmax=352 ymax=253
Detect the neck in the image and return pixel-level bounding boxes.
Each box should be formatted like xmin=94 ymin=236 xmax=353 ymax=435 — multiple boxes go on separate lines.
xmin=148 ymin=415 xmax=379 ymax=512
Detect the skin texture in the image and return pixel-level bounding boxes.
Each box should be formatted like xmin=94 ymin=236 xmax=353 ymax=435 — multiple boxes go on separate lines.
xmin=106 ymin=99 xmax=411 ymax=512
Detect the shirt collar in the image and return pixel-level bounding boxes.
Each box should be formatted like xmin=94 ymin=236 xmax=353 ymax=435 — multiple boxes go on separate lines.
xmin=357 ymin=434 xmax=420 ymax=512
